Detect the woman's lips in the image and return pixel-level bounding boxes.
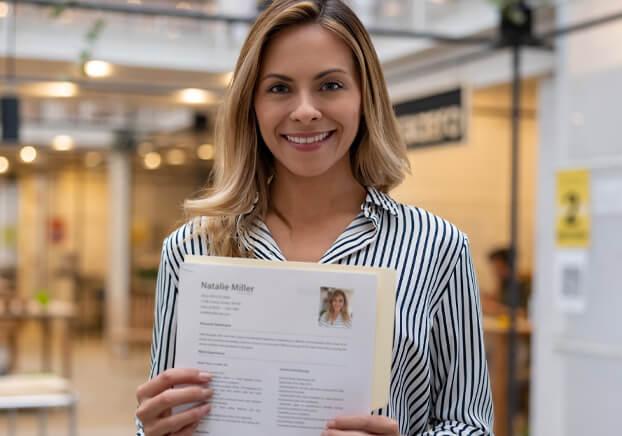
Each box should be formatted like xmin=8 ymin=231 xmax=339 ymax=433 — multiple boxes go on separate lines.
xmin=281 ymin=130 xmax=335 ymax=152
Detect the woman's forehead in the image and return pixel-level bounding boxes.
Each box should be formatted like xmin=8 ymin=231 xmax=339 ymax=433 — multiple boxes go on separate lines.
xmin=259 ymin=23 xmax=356 ymax=77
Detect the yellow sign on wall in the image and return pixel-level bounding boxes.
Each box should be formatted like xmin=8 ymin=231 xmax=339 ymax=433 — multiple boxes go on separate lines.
xmin=556 ymin=169 xmax=590 ymax=248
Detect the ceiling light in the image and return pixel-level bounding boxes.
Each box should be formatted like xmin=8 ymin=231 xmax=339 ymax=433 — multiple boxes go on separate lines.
xmin=0 ymin=2 xmax=9 ymax=18
xmin=30 ymin=81 xmax=78 ymax=98
xmin=19 ymin=146 xmax=37 ymax=163
xmin=0 ymin=156 xmax=9 ymax=174
xmin=52 ymin=135 xmax=74 ymax=151
xmin=46 ymin=82 xmax=77 ymax=97
xmin=177 ymin=88 xmax=214 ymax=105
xmin=84 ymin=60 xmax=112 ymax=78
xmin=85 ymin=151 xmax=103 ymax=168
xmin=197 ymin=143 xmax=214 ymax=160
xmin=144 ymin=152 xmax=161 ymax=170
xmin=166 ymin=148 xmax=186 ymax=165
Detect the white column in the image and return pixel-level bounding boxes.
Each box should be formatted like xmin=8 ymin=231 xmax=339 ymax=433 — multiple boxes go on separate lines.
xmin=106 ymin=150 xmax=131 ymax=351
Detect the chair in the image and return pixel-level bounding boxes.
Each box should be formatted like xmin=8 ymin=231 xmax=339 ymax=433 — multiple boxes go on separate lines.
xmin=0 ymin=374 xmax=77 ymax=436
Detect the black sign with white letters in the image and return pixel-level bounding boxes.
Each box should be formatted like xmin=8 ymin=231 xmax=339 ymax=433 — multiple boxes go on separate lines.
xmin=393 ymin=88 xmax=465 ymax=149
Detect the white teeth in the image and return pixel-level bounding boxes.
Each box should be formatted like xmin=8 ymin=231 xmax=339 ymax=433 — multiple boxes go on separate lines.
xmin=286 ymin=131 xmax=331 ymax=144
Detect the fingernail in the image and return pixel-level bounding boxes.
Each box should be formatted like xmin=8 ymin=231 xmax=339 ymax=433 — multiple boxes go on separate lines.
xmin=326 ymin=420 xmax=336 ymax=428
xmin=201 ymin=404 xmax=211 ymax=414
xmin=198 ymin=372 xmax=211 ymax=382
xmin=203 ymin=388 xmax=213 ymax=398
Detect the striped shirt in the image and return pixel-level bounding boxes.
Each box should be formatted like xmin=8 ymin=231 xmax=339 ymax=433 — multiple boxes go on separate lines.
xmin=137 ymin=186 xmax=493 ymax=435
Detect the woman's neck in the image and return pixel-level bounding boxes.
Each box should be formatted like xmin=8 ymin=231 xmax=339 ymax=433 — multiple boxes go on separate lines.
xmin=268 ymin=160 xmax=366 ymax=229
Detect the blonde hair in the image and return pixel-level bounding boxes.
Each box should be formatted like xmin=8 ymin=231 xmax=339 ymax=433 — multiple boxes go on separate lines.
xmin=185 ymin=0 xmax=410 ymax=257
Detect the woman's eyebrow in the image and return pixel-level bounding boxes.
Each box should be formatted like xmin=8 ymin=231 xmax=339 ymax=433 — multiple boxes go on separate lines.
xmin=260 ymin=68 xmax=348 ymax=83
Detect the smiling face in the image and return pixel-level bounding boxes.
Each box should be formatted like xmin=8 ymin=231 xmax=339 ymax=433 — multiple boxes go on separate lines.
xmin=253 ymin=23 xmax=362 ymax=179
xmin=331 ymin=293 xmax=345 ymax=314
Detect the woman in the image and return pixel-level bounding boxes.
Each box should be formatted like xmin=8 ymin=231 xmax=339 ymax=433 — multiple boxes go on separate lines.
xmin=319 ymin=289 xmax=352 ymax=328
xmin=135 ymin=1 xmax=493 ymax=435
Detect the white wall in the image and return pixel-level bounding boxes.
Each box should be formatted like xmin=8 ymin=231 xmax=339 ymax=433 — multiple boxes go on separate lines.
xmin=531 ymin=1 xmax=622 ymax=435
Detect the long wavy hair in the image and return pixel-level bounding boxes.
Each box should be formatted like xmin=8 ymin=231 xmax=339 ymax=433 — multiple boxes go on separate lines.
xmin=185 ymin=0 xmax=410 ymax=257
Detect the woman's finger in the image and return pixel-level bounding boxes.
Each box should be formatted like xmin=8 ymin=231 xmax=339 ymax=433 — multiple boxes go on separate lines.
xmin=137 ymin=368 xmax=211 ymax=403
xmin=144 ymin=403 xmax=211 ymax=436
xmin=172 ymin=419 xmax=201 ymax=436
xmin=137 ymin=385 xmax=213 ymax=423
xmin=326 ymin=415 xmax=399 ymax=434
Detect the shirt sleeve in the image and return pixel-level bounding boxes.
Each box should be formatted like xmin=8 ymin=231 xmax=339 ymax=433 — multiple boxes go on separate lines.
xmin=135 ymin=238 xmax=180 ymax=435
xmin=424 ymin=237 xmax=494 ymax=435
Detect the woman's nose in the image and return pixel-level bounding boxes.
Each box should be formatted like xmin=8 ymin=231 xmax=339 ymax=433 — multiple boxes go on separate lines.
xmin=290 ymin=94 xmax=322 ymax=124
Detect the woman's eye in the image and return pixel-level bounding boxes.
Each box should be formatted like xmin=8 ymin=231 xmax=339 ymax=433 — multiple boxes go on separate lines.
xmin=268 ymin=84 xmax=289 ymax=94
xmin=321 ymin=82 xmax=343 ymax=91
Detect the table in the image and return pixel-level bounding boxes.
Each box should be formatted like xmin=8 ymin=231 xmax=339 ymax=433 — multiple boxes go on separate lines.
xmin=0 ymin=300 xmax=76 ymax=378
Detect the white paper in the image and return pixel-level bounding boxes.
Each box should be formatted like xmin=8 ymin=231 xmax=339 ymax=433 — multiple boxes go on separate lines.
xmin=554 ymin=250 xmax=588 ymax=314
xmin=593 ymin=176 xmax=622 ymax=216
xmin=175 ymin=260 xmax=379 ymax=436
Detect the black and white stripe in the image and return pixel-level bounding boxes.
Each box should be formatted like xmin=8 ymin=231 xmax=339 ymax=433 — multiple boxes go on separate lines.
xmin=137 ymin=186 xmax=493 ymax=435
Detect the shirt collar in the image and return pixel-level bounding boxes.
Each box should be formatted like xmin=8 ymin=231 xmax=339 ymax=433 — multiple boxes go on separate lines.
xmin=238 ymin=185 xmax=398 ymax=220
xmin=236 ymin=185 xmax=398 ymax=261
xmin=363 ymin=186 xmax=399 ymax=217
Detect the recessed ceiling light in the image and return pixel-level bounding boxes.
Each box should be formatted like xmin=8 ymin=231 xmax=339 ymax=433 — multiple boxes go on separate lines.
xmin=52 ymin=135 xmax=75 ymax=151
xmin=177 ymin=88 xmax=214 ymax=105
xmin=20 ymin=146 xmax=37 ymax=163
xmin=30 ymin=81 xmax=78 ymax=98
xmin=47 ymin=82 xmax=77 ymax=97
xmin=166 ymin=148 xmax=186 ymax=165
xmin=84 ymin=60 xmax=112 ymax=78
xmin=144 ymin=152 xmax=161 ymax=170
xmin=0 ymin=156 xmax=9 ymax=174
xmin=197 ymin=143 xmax=214 ymax=160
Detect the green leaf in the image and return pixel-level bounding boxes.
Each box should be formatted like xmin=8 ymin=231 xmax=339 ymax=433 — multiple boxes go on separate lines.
xmin=86 ymin=18 xmax=106 ymax=42
xmin=50 ymin=5 xmax=66 ymax=18
xmin=35 ymin=290 xmax=50 ymax=307
xmin=79 ymin=49 xmax=91 ymax=64
xmin=49 ymin=3 xmax=107 ymax=68
xmin=49 ymin=1 xmax=77 ymax=19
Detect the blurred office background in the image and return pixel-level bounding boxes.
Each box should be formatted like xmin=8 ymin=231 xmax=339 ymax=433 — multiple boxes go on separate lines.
xmin=0 ymin=0 xmax=620 ymax=435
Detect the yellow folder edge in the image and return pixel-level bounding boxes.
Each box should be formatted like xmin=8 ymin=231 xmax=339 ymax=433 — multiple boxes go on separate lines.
xmin=184 ymin=255 xmax=396 ymax=410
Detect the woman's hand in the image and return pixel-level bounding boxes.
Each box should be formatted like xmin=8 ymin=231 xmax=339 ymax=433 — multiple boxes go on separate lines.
xmin=322 ymin=415 xmax=400 ymax=436
xmin=136 ymin=368 xmax=213 ymax=436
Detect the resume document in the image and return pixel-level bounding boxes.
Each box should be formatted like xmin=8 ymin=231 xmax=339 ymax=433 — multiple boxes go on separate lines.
xmin=174 ymin=256 xmax=395 ymax=435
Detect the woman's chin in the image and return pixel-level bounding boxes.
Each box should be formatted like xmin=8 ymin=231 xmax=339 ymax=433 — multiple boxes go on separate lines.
xmin=282 ymin=162 xmax=335 ymax=179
